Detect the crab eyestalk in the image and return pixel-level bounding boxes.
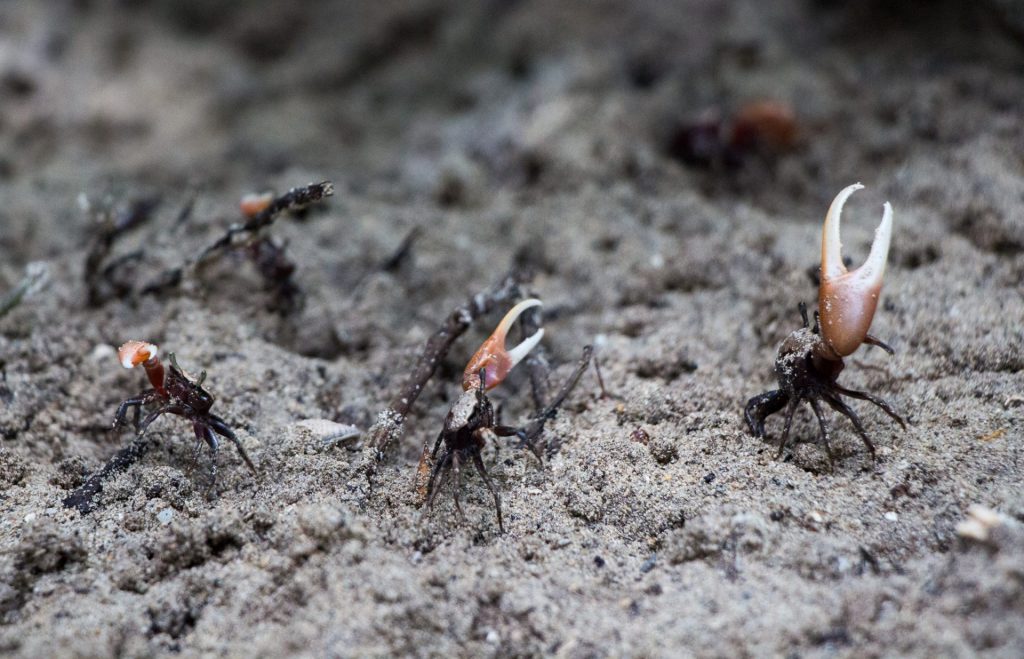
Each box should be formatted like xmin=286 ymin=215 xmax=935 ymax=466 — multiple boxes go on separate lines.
xmin=817 ymin=184 xmax=893 ymax=360
xmin=463 ymin=299 xmax=545 ymax=391
xmin=117 ymin=340 xmax=165 ymax=395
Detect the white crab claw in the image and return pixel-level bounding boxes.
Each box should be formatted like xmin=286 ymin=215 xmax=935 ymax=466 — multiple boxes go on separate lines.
xmin=118 ymin=340 xmax=159 ymax=368
xmin=463 ymin=298 xmax=545 ymax=391
xmin=819 ymin=184 xmax=893 ymax=359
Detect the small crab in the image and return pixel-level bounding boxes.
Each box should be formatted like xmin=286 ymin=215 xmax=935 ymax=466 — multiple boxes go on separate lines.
xmin=113 ymin=340 xmax=257 ymax=486
xmin=423 ymin=298 xmax=584 ymax=533
xmin=745 ymin=184 xmax=906 ymax=467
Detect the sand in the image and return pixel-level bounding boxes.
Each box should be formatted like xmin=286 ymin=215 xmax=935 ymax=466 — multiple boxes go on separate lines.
xmin=1 ymin=0 xmax=1022 ymax=656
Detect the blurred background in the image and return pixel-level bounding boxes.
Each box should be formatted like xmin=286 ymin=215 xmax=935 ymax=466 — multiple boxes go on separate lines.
xmin=2 ymin=0 xmax=1022 ymax=246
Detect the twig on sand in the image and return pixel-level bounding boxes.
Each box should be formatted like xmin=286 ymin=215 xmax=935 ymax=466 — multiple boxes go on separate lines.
xmin=519 ymin=301 xmax=551 ymax=414
xmin=83 ymin=196 xmax=159 ymax=306
xmin=0 ymin=262 xmax=51 ymax=319
xmin=62 ymin=439 xmax=151 ymax=514
xmin=141 ymin=181 xmax=334 ymax=296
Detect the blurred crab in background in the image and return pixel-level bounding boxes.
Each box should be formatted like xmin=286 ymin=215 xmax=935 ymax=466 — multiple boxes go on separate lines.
xmin=745 ymin=184 xmax=906 ymax=467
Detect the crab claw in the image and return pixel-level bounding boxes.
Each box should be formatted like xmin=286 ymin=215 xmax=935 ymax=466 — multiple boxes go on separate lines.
xmin=118 ymin=340 xmax=159 ymax=368
xmin=463 ymin=299 xmax=545 ymax=391
xmin=118 ymin=340 xmax=165 ymax=393
xmin=818 ymin=184 xmax=893 ymax=359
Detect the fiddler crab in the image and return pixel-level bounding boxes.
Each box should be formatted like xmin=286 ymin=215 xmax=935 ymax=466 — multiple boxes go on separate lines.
xmin=423 ymin=299 xmax=552 ymax=533
xmin=745 ymin=184 xmax=906 ymax=467
xmin=114 ymin=340 xmax=257 ymax=486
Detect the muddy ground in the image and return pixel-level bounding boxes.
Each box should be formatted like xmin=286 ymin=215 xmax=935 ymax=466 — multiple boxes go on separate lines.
xmin=1 ymin=0 xmax=1023 ymax=656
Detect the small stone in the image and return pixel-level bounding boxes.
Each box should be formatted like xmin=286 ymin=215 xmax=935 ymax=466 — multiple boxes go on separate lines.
xmin=294 ymin=419 xmax=361 ymax=447
xmin=156 ymin=508 xmax=174 ymax=525
xmin=884 ymin=511 xmax=898 ymax=522
xmin=956 ymin=504 xmax=1003 ymax=542
xmin=630 ymin=427 xmax=650 ymax=445
xmin=648 ymin=435 xmax=678 ymax=464
xmin=90 ymin=344 xmax=117 ymax=362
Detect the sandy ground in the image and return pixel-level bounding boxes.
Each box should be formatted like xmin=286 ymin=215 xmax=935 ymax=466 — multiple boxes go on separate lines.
xmin=1 ymin=0 xmax=1023 ymax=656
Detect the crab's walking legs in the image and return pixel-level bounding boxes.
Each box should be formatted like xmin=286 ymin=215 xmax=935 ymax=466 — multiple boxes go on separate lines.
xmin=745 ymin=389 xmax=789 ymax=438
xmin=775 ymin=395 xmax=801 ymax=459
xmin=472 ymin=451 xmax=504 ymax=533
xmin=208 ymin=414 xmax=258 ymax=474
xmin=821 ymin=391 xmax=876 ymax=461
xmin=831 ymin=384 xmax=906 ymax=429
xmin=113 ymin=391 xmax=161 ymax=431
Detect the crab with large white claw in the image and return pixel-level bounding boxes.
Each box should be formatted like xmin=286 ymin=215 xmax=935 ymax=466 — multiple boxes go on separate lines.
xmin=422 ymin=298 xmax=592 ymax=533
xmin=744 ymin=184 xmax=906 ymax=469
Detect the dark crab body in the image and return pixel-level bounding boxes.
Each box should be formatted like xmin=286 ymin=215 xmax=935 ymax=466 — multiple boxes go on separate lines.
xmin=113 ymin=341 xmax=256 ymax=486
xmin=745 ymin=184 xmax=906 ymax=467
xmin=745 ymin=305 xmax=905 ymax=466
xmin=425 ymin=379 xmax=536 ymax=533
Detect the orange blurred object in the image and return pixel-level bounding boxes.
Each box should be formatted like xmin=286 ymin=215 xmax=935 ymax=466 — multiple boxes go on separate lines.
xmin=729 ymin=100 xmax=797 ymax=151
xmin=240 ymin=192 xmax=274 ymax=218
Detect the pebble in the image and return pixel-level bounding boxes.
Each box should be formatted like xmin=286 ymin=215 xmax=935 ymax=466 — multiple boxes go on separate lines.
xmin=295 ymin=419 xmax=362 ymax=447
xmin=90 ymin=344 xmax=117 ymax=362
xmin=157 ymin=509 xmax=174 ymax=525
xmin=956 ymin=505 xmax=1003 ymax=541
xmin=884 ymin=511 xmax=898 ymax=522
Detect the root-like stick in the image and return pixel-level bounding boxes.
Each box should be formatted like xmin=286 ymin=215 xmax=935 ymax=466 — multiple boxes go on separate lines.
xmin=519 ymin=302 xmax=551 ymax=414
xmin=592 ymin=351 xmax=619 ymax=400
xmin=62 ymin=438 xmax=152 ymax=514
xmin=247 ymin=236 xmax=303 ymax=315
xmin=367 ymin=270 xmax=532 ymax=463
xmin=0 ymin=262 xmax=50 ymax=319
xmin=84 ymin=197 xmax=159 ymax=306
xmin=522 ymin=344 xmax=593 ymax=444
xmin=141 ymin=181 xmax=333 ymax=296
xmin=380 ymin=226 xmax=421 ymax=273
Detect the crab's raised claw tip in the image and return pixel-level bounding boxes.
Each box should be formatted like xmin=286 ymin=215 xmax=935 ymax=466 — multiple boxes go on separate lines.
xmin=507 ymin=327 xmax=544 ymax=369
xmin=821 ymin=182 xmax=864 ymax=280
xmin=463 ymin=299 xmax=544 ymax=391
xmin=818 ymin=185 xmax=893 ymax=359
xmin=117 ymin=340 xmax=158 ymax=369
